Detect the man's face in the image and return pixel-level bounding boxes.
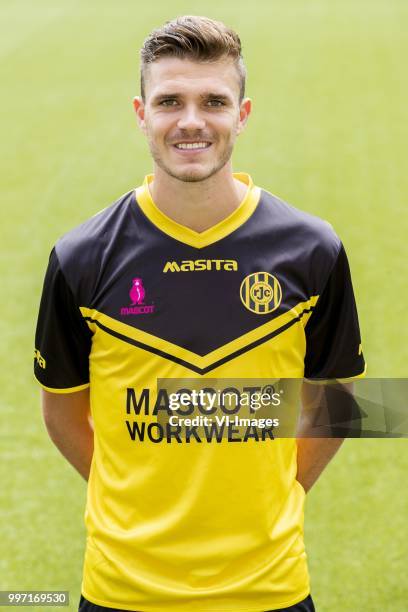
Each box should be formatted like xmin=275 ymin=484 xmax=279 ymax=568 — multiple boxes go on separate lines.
xmin=133 ymin=57 xmax=251 ymax=182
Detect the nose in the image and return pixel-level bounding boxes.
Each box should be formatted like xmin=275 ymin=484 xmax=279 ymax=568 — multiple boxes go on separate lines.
xmin=177 ymin=104 xmax=206 ymax=131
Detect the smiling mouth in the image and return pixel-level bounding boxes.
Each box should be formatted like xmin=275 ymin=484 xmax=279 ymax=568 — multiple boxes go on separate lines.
xmin=173 ymin=142 xmax=212 ymax=151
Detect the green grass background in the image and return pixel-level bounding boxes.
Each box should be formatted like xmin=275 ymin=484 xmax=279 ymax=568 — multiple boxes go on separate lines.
xmin=1 ymin=0 xmax=407 ymax=610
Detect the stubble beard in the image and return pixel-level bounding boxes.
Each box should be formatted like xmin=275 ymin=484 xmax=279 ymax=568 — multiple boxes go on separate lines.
xmin=148 ymin=138 xmax=235 ymax=183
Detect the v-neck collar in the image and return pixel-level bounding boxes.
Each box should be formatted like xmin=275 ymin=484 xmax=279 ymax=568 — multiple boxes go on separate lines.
xmin=134 ymin=173 xmax=261 ymax=249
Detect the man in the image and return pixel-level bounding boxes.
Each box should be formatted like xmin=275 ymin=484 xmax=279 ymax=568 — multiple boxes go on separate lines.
xmin=34 ymin=15 xmax=366 ymax=612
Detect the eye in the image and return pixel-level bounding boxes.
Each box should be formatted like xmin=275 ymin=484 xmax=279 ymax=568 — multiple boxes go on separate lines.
xmin=206 ymin=99 xmax=225 ymax=107
xmin=159 ymin=99 xmax=178 ymax=107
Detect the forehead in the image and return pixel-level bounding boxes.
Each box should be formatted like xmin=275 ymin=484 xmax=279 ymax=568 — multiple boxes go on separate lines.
xmin=144 ymin=56 xmax=241 ymax=100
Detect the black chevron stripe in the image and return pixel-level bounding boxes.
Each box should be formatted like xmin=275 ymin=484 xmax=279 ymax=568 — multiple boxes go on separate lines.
xmin=84 ymin=308 xmax=314 ymax=375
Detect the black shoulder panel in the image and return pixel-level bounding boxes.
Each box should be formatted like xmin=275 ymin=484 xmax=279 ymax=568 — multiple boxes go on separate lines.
xmin=52 ymin=188 xmax=343 ymax=355
xmin=55 ymin=190 xmax=136 ymax=304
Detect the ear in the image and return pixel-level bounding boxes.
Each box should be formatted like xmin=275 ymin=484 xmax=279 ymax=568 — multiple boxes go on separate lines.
xmin=133 ymin=96 xmax=147 ymax=133
xmin=237 ymin=97 xmax=252 ymax=135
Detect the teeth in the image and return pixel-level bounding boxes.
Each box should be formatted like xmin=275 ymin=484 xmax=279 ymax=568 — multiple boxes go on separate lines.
xmin=175 ymin=142 xmax=210 ymax=150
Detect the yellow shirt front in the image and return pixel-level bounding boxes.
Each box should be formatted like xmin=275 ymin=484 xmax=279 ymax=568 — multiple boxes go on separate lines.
xmin=34 ymin=174 xmax=365 ymax=610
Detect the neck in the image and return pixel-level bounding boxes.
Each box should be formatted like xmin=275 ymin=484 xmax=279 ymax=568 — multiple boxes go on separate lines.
xmin=148 ymin=162 xmax=248 ymax=233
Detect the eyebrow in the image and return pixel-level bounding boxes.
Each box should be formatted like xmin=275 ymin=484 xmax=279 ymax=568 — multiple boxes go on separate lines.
xmin=151 ymin=92 xmax=232 ymax=103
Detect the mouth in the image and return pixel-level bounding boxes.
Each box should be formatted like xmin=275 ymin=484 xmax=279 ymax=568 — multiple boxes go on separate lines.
xmin=172 ymin=141 xmax=212 ymax=152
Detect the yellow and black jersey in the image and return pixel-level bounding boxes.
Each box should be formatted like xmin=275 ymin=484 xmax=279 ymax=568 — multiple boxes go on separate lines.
xmin=34 ymin=173 xmax=365 ymax=611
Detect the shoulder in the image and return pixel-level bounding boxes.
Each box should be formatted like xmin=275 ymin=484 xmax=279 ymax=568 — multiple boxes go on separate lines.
xmin=54 ymin=189 xmax=135 ymax=299
xmin=255 ymin=189 xmax=344 ymax=295
xmin=260 ymin=189 xmax=341 ymax=257
xmin=55 ymin=190 xmax=134 ymax=264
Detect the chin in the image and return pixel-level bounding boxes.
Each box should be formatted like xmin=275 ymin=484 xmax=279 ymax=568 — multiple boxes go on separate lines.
xmin=165 ymin=164 xmax=216 ymax=183
xmin=167 ymin=159 xmax=230 ymax=183
xmin=176 ymin=171 xmax=210 ymax=183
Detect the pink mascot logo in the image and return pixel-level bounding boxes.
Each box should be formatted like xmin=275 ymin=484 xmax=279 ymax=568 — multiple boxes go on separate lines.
xmin=130 ymin=277 xmax=145 ymax=305
xmin=120 ymin=277 xmax=155 ymax=316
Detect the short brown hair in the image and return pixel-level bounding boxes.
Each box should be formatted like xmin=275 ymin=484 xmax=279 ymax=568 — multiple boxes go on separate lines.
xmin=140 ymin=15 xmax=246 ymax=101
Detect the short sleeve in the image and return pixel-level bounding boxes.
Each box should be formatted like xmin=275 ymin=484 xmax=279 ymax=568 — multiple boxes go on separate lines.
xmin=304 ymin=243 xmax=366 ymax=380
xmin=34 ymin=248 xmax=92 ymax=392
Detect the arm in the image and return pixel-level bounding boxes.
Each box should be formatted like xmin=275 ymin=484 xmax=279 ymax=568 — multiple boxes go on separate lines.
xmin=299 ymin=241 xmax=366 ymax=492
xmin=296 ymin=438 xmax=344 ymax=494
xmin=295 ymin=381 xmax=354 ymax=493
xmin=41 ymin=387 xmax=94 ymax=481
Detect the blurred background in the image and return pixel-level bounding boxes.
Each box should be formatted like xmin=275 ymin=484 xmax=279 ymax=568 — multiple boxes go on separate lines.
xmin=1 ymin=0 xmax=407 ymax=610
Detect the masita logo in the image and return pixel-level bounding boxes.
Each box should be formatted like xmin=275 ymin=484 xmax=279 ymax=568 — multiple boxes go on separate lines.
xmin=120 ymin=277 xmax=155 ymax=316
xmin=163 ymin=259 xmax=238 ymax=273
